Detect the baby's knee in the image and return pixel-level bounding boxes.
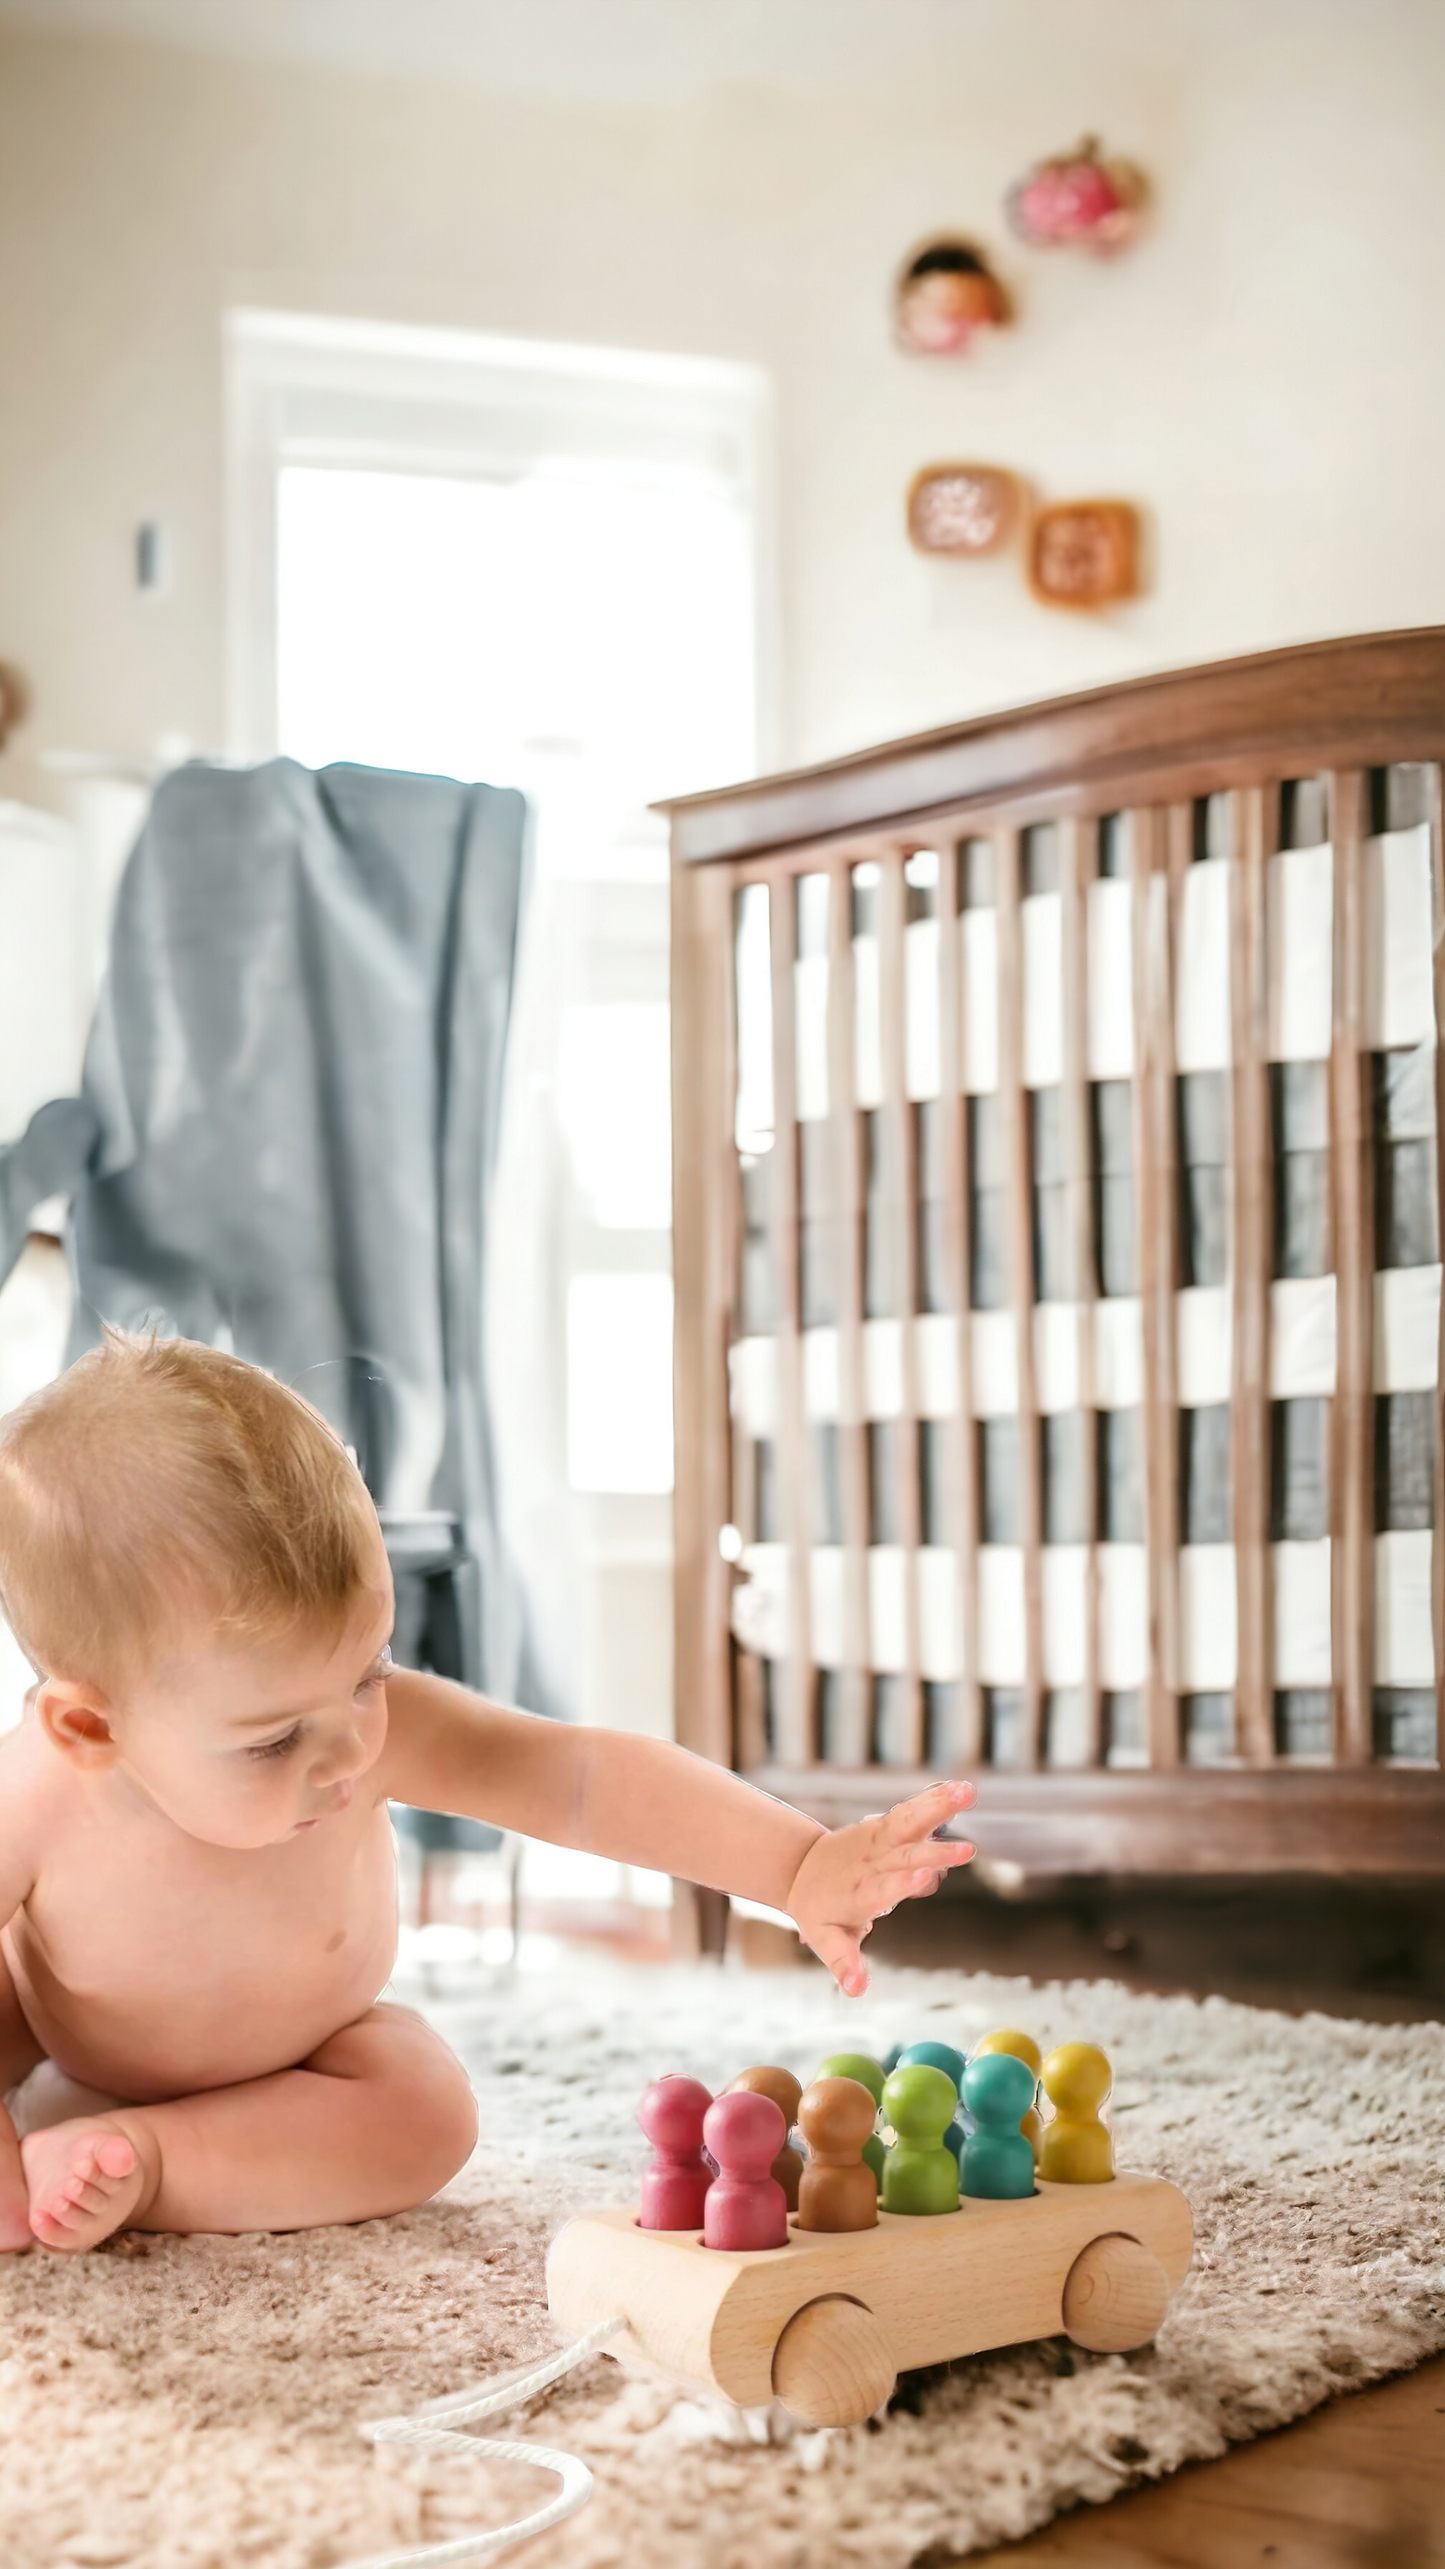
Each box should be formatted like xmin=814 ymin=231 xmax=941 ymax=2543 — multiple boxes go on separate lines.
xmin=318 ymin=2009 xmax=479 ymax=2202
xmin=409 ymin=2041 xmax=479 ymax=2192
xmin=419 ymin=2034 xmax=480 ymax=2178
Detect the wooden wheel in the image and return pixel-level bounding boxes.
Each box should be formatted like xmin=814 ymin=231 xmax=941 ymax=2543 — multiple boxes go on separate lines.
xmin=1062 ymin=2232 xmax=1173 ymax=2353
xmin=771 ymin=2294 xmax=897 ymax=2426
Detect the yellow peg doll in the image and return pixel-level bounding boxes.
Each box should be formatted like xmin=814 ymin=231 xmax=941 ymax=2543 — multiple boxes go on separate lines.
xmin=973 ymin=2028 xmax=1044 ymax=2161
xmin=1039 ymin=2042 xmax=1114 ymax=2184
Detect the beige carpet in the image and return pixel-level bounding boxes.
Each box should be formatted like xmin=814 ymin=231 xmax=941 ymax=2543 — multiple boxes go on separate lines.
xmin=2 ymin=1959 xmax=1443 ymax=2569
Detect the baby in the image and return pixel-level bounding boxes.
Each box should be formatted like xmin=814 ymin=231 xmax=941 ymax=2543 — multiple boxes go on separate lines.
xmin=0 ymin=1333 xmax=975 ymax=2254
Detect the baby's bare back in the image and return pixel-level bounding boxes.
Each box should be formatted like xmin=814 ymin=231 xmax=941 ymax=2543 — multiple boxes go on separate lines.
xmin=0 ymin=1723 xmax=399 ymax=2103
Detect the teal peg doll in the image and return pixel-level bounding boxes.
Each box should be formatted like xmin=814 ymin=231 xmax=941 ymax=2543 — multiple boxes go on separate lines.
xmin=880 ymin=2064 xmax=960 ymax=2215
xmin=961 ymin=2053 xmax=1037 ymax=2200
xmin=897 ymin=2039 xmax=965 ymax=2091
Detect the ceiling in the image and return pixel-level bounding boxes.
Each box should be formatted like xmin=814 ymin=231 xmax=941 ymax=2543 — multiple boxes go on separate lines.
xmin=0 ymin=0 xmax=998 ymax=106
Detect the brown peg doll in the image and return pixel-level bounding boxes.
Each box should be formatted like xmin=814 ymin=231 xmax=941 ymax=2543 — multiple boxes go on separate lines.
xmin=728 ymin=2065 xmax=805 ymax=2210
xmin=796 ymin=2075 xmax=880 ymax=2233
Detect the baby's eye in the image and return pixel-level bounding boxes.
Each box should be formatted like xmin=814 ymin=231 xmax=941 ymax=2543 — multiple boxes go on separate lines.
xmin=356 ymin=1646 xmax=394 ymax=1699
xmin=248 ymin=1725 xmax=302 ymax=1761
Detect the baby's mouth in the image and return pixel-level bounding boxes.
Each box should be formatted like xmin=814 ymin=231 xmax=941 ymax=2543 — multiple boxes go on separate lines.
xmin=295 ymin=1782 xmax=354 ymax=1830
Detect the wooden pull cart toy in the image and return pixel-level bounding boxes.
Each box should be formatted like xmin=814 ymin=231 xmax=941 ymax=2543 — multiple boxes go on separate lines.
xmin=547 ymin=2171 xmax=1194 ymax=2428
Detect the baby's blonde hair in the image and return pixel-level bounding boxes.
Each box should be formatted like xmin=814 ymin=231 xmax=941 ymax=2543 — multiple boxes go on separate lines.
xmin=0 ymin=1332 xmax=382 ymax=1692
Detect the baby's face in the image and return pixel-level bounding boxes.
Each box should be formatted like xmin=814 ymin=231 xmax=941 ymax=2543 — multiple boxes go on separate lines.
xmin=109 ymin=1567 xmax=395 ymax=1850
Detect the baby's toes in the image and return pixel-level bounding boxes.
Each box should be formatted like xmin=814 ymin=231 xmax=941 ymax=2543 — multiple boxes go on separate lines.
xmin=34 ymin=2165 xmax=87 ymax=2219
xmin=59 ymin=2173 xmax=110 ymax=2217
xmin=59 ymin=2136 xmax=134 ymax=2209
xmin=29 ymin=2195 xmax=83 ymax=2242
xmin=53 ymin=2149 xmax=101 ymax=2205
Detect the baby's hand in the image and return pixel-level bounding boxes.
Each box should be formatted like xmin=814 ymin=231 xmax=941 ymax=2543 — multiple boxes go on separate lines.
xmin=786 ymin=1779 xmax=976 ymax=1996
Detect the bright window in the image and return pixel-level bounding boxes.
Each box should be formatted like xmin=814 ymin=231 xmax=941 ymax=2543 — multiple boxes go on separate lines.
xmin=276 ymin=462 xmax=755 ymax=852
xmin=557 ymin=1001 xmax=672 ymax=1230
xmin=566 ymin=1273 xmax=675 ymax=1494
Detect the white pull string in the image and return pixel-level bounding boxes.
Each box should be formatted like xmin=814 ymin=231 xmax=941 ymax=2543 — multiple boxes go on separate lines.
xmin=354 ymin=2313 xmax=624 ymax=2568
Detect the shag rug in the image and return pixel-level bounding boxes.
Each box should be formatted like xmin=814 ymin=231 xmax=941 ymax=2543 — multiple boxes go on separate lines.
xmin=2 ymin=1960 xmax=1443 ymax=2569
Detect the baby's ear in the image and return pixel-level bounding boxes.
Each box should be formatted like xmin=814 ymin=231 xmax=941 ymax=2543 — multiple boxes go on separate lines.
xmin=35 ymin=1679 xmax=122 ymax=1769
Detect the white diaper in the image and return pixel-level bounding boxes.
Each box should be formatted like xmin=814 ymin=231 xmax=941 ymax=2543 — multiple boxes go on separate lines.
xmin=6 ymin=2061 xmax=123 ymax=2138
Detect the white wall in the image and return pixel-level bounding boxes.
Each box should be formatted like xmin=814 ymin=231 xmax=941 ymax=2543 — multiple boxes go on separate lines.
xmin=1 ymin=0 xmax=1443 ymax=807
xmin=0 ymin=1236 xmax=71 ymax=1728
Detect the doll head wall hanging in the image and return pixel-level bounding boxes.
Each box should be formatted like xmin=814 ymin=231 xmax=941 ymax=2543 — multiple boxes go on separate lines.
xmin=894 ymin=239 xmax=1010 ymax=356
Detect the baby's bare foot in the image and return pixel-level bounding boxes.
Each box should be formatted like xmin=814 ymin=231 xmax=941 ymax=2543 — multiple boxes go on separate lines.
xmin=22 ymin=2121 xmax=147 ymax=2253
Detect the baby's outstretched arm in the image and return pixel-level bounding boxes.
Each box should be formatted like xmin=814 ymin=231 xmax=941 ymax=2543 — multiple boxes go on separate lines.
xmin=381 ymin=1671 xmax=975 ymax=1992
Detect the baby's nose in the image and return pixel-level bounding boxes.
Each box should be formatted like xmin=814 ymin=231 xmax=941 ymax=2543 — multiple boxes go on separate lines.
xmin=313 ymin=1725 xmax=372 ymax=1785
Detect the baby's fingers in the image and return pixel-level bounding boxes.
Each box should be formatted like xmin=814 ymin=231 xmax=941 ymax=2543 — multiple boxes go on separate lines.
xmin=871 ymin=1860 xmax=950 ymax=1905
xmin=877 ymin=1779 xmax=975 ymax=1850
xmin=811 ymin=1921 xmax=869 ymax=1997
xmin=885 ymin=1833 xmax=976 ymax=1876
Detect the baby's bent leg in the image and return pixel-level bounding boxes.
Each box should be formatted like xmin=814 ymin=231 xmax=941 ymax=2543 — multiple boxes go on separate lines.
xmin=0 ymin=1942 xmax=45 ymax=2252
xmin=23 ymin=2005 xmax=477 ymax=2250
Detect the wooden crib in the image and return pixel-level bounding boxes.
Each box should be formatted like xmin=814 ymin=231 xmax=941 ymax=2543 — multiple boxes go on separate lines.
xmin=665 ymin=629 xmax=1445 ymax=1886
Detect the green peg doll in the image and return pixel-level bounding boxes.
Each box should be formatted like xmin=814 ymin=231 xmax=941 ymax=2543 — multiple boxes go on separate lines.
xmin=897 ymin=2038 xmax=967 ymax=2172
xmin=880 ymin=2064 xmax=960 ymax=2215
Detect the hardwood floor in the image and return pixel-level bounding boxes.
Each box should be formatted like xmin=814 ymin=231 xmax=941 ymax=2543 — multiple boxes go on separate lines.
xmin=973 ymin=2356 xmax=1445 ymax=2566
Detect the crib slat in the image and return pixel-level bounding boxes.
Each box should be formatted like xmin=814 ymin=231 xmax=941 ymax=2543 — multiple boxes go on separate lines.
xmin=672 ymin=854 xmax=743 ymax=1774
xmin=1329 ymin=768 xmax=1375 ymax=1768
xmin=1231 ymin=786 xmax=1275 ymax=1765
xmin=767 ymin=875 xmax=813 ymax=1765
xmin=996 ymin=826 xmax=1044 ymax=1766
xmin=1429 ymin=762 xmax=1445 ymax=1773
xmin=829 ymin=858 xmax=871 ymax=1765
xmin=1060 ymin=814 xmax=1101 ymax=1768
xmin=938 ymin=835 xmax=982 ymax=1764
xmin=877 ymin=847 xmax=924 ymax=1765
xmin=1141 ymin=808 xmax=1185 ymax=1766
